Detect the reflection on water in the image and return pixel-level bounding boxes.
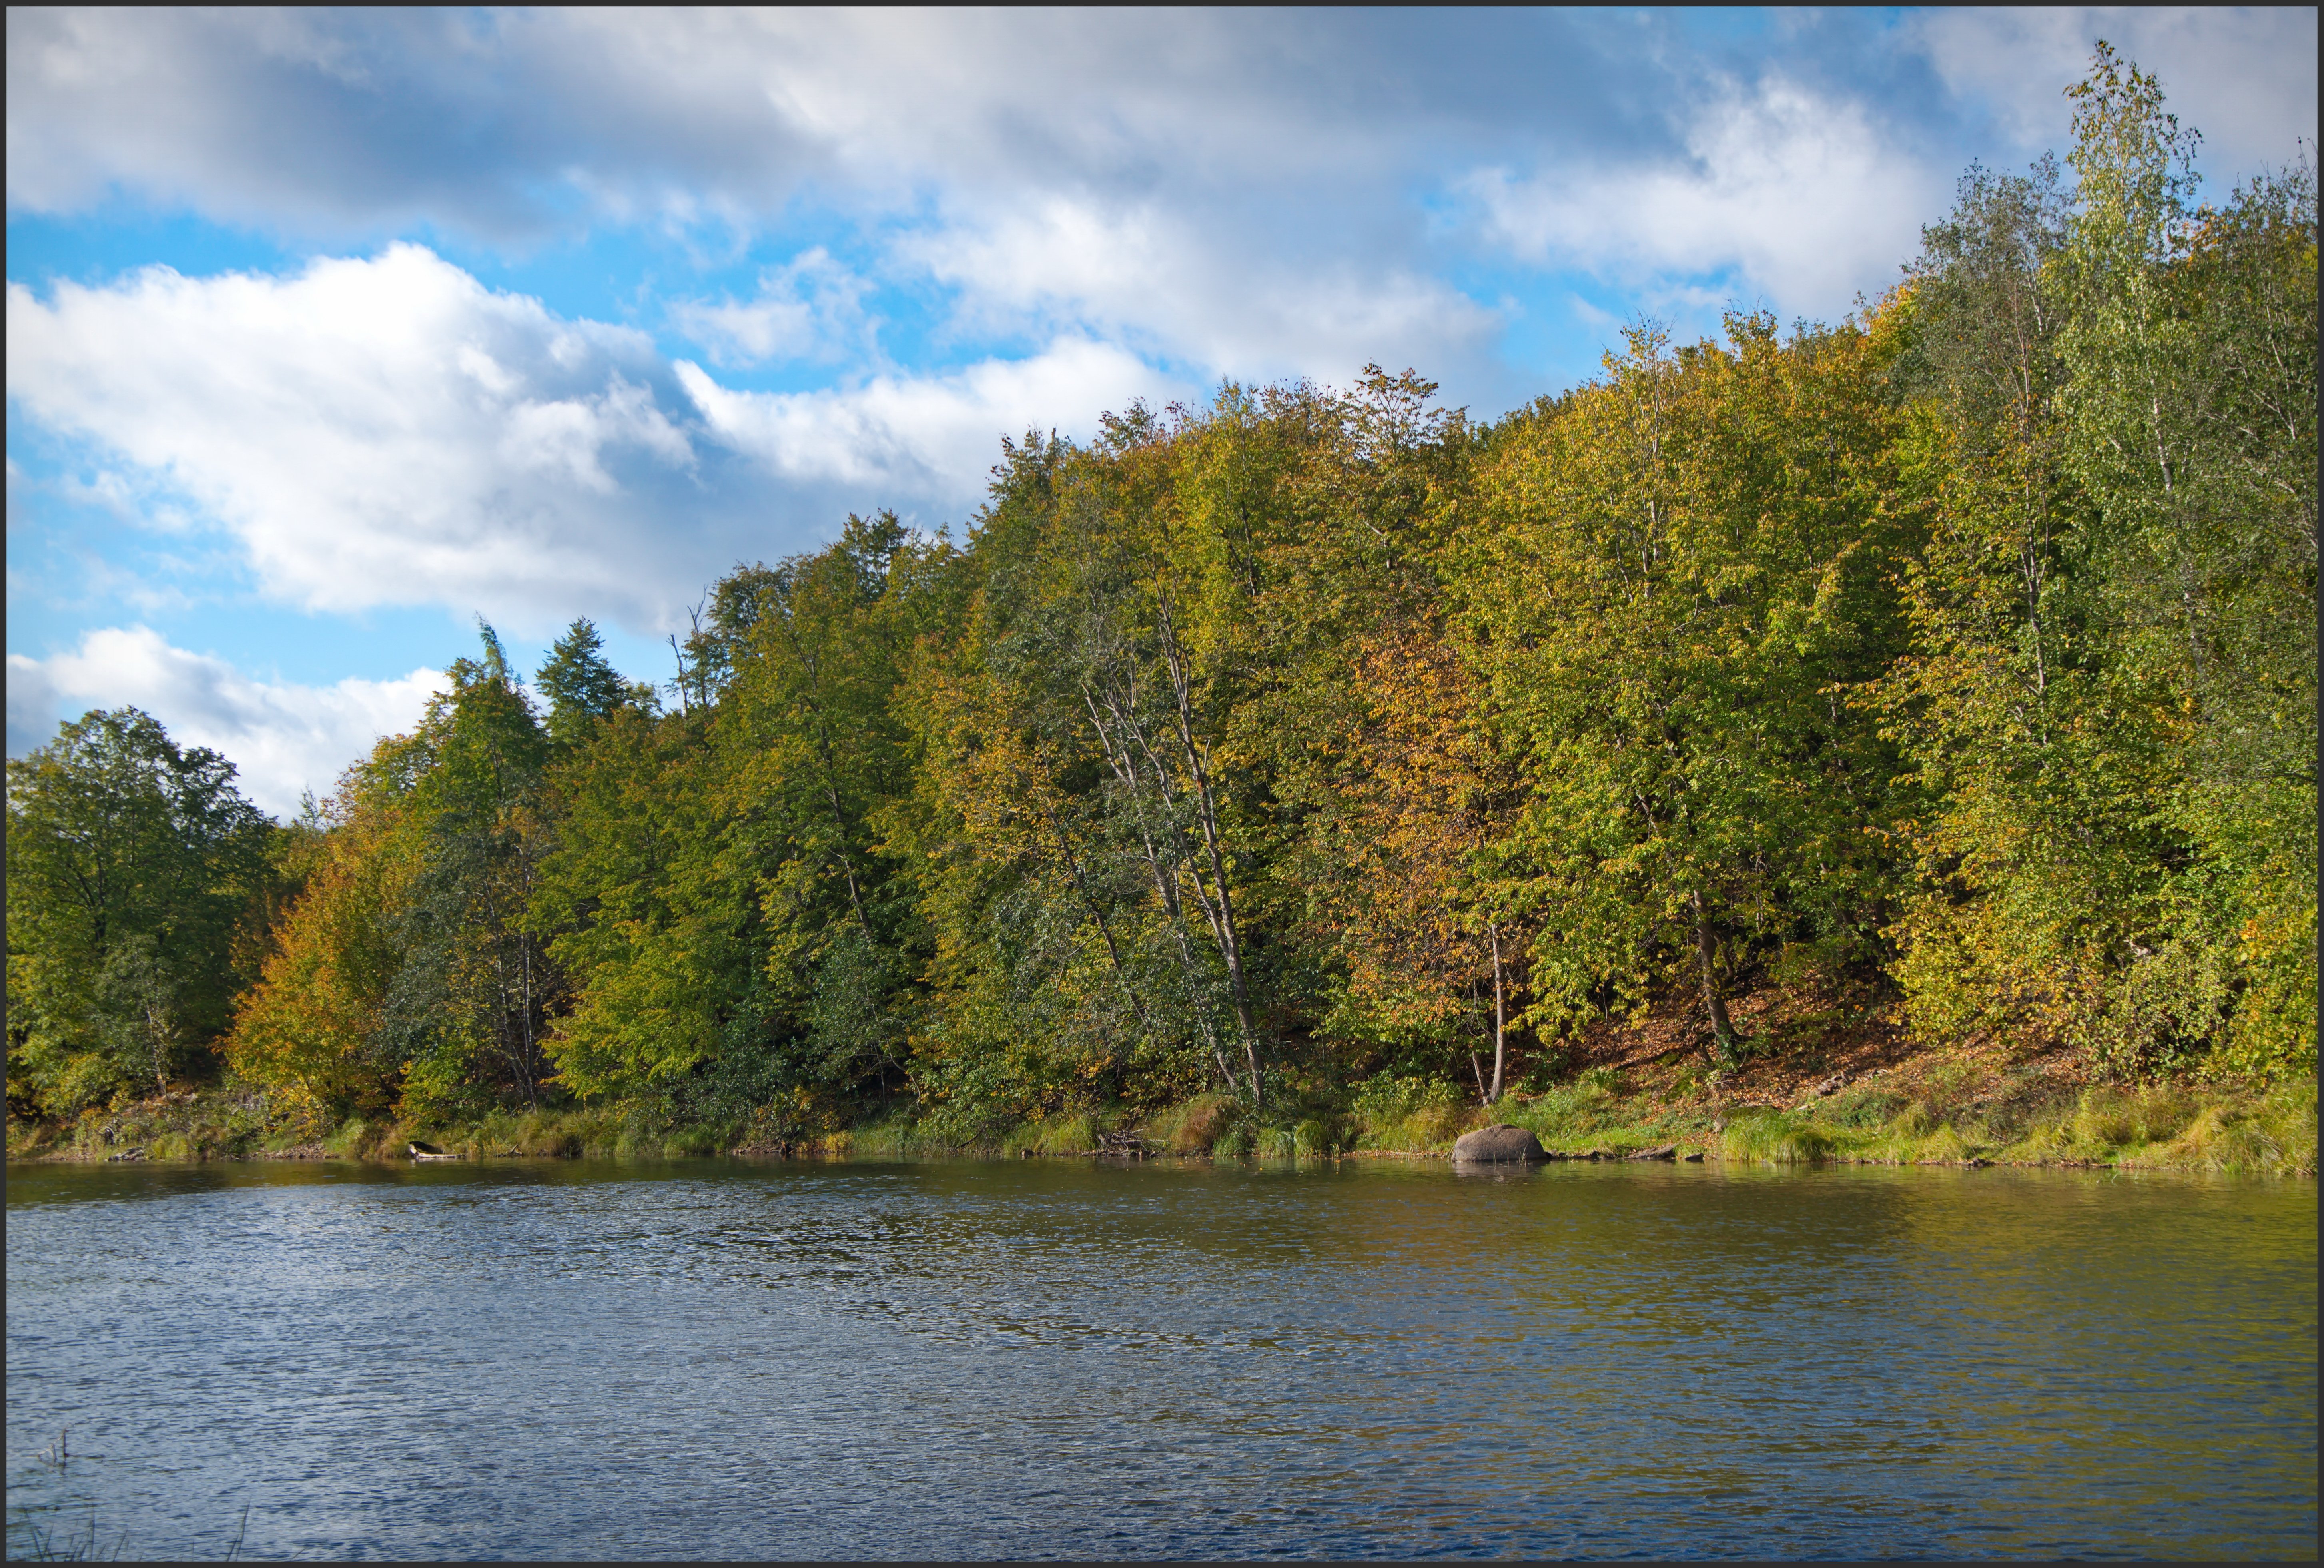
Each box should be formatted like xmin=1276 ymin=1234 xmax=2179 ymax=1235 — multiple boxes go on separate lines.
xmin=6 ymin=1158 xmax=2316 ymax=1559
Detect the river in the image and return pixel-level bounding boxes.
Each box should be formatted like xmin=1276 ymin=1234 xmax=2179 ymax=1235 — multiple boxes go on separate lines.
xmin=6 ymin=1157 xmax=2315 ymax=1559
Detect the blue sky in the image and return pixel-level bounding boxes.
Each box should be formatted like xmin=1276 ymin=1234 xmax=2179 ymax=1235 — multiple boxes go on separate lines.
xmin=7 ymin=6 xmax=2315 ymax=814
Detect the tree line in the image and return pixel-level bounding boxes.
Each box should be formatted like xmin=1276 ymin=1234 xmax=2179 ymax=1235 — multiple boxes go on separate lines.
xmin=9 ymin=53 xmax=2313 ymax=1133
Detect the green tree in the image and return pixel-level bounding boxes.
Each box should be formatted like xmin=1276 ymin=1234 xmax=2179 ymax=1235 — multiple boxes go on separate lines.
xmin=8 ymin=708 xmax=270 ymax=1114
xmin=535 ymin=617 xmax=638 ymax=748
xmin=533 ymin=515 xmax=958 ymax=1125
xmin=1468 ymin=316 xmax=1914 ymax=1061
xmin=1881 ymin=48 xmax=2316 ymax=1080
xmin=2052 ymin=46 xmax=2316 ymax=1075
xmin=226 ymin=750 xmax=421 ymax=1118
xmin=383 ymin=624 xmax=559 ymax=1113
xmin=1870 ymin=153 xmax=2152 ymax=1057
xmin=229 ymin=626 xmax=566 ymax=1119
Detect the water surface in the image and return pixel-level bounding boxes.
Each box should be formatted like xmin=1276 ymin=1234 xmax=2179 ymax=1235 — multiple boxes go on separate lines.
xmin=6 ymin=1157 xmax=2315 ymax=1559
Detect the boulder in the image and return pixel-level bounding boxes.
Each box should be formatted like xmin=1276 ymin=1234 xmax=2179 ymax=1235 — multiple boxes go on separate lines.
xmin=1452 ymin=1124 xmax=1547 ymax=1164
xmin=1625 ymin=1144 xmax=1679 ymax=1161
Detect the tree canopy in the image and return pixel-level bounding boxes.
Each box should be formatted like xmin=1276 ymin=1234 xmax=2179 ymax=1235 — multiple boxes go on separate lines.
xmin=10 ymin=52 xmax=2313 ymax=1129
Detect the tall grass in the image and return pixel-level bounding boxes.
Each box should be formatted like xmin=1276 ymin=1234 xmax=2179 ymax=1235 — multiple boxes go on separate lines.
xmin=12 ymin=1072 xmax=2311 ymax=1177
xmin=1346 ymin=1075 xmax=1475 ymax=1152
xmin=1720 ymin=1110 xmax=1835 ymax=1164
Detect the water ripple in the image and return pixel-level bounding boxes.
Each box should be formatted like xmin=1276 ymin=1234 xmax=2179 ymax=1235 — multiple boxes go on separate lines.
xmin=7 ymin=1159 xmax=2315 ymax=1560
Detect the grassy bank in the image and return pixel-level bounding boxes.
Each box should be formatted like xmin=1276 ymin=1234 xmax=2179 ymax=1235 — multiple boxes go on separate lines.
xmin=3 ymin=1091 xmax=770 ymax=1167
xmin=10 ymin=1073 xmax=2313 ymax=1178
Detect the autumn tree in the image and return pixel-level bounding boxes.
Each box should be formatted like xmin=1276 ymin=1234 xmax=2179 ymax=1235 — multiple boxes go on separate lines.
xmin=1467 ymin=317 xmax=1914 ymax=1063
xmin=231 ymin=626 xmax=563 ymax=1119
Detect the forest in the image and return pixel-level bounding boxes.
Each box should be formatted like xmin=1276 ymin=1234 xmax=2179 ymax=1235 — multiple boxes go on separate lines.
xmin=8 ymin=55 xmax=2316 ymax=1157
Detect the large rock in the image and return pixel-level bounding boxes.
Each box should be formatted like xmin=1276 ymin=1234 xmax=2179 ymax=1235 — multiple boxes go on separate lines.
xmin=1452 ymin=1124 xmax=1547 ymax=1163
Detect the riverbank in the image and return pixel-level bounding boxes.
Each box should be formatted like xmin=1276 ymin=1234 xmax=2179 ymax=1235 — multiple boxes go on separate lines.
xmin=10 ymin=1073 xmax=2313 ymax=1176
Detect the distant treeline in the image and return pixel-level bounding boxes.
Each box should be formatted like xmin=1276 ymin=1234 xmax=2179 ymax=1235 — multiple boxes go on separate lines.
xmin=8 ymin=53 xmax=2314 ymax=1131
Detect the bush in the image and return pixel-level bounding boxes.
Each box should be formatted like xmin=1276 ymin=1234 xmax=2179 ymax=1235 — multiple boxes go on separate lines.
xmin=146 ymin=1130 xmax=196 ymax=1163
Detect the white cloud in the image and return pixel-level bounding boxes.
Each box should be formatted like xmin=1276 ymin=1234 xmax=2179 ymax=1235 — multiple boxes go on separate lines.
xmin=0 ymin=9 xmax=1574 ymax=403
xmin=900 ymin=197 xmax=1501 ymax=383
xmin=676 ymin=338 xmax=1190 ymax=494
xmin=1914 ymin=8 xmax=2318 ymax=180
xmin=8 ymin=8 xmax=2310 ymax=401
xmin=5 ymin=655 xmax=65 ymax=760
xmin=669 ymin=247 xmax=880 ymax=369
xmin=1466 ymin=78 xmax=1943 ymax=315
xmin=3 ymin=10 xmax=1416 ymax=234
xmin=8 ymin=246 xmax=1176 ymax=638
xmin=6 ymin=245 xmax=712 ymax=628
xmin=8 ymin=627 xmax=446 ymax=817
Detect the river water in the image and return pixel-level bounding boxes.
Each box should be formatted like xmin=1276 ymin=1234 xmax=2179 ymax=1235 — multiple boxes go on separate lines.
xmin=5 ymin=1157 xmax=2315 ymax=1560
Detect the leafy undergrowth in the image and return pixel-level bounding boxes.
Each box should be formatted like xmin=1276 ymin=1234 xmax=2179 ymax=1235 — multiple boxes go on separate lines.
xmin=10 ymin=1055 xmax=2314 ymax=1180
xmin=883 ymin=1074 xmax=2315 ymax=1176
xmin=5 ymin=1091 xmax=760 ymax=1167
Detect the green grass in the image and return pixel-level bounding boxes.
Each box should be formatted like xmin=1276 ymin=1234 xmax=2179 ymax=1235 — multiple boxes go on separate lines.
xmin=1345 ymin=1074 xmax=1474 ymax=1152
xmin=1719 ymin=1109 xmax=1836 ymax=1164
xmin=1141 ymin=1094 xmax=1234 ymax=1153
xmin=11 ymin=1072 xmax=2313 ymax=1178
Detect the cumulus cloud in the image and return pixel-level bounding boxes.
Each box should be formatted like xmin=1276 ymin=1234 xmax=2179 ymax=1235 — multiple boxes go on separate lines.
xmin=1915 ymin=8 xmax=2318 ymax=179
xmin=0 ymin=9 xmax=1646 ymax=401
xmin=3 ymin=10 xmax=1521 ymax=233
xmin=901 ymin=197 xmax=1502 ymax=383
xmin=6 ymin=245 xmax=712 ymax=627
xmin=8 ymin=627 xmax=447 ymax=817
xmin=1466 ymin=78 xmax=1943 ymax=315
xmin=14 ymin=6 xmax=2308 ymax=421
xmin=7 ymin=247 xmax=1176 ymax=635
xmin=670 ymin=247 xmax=882 ymax=369
xmin=677 ymin=338 xmax=1192 ymax=494
xmin=5 ymin=655 xmax=65 ymax=760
